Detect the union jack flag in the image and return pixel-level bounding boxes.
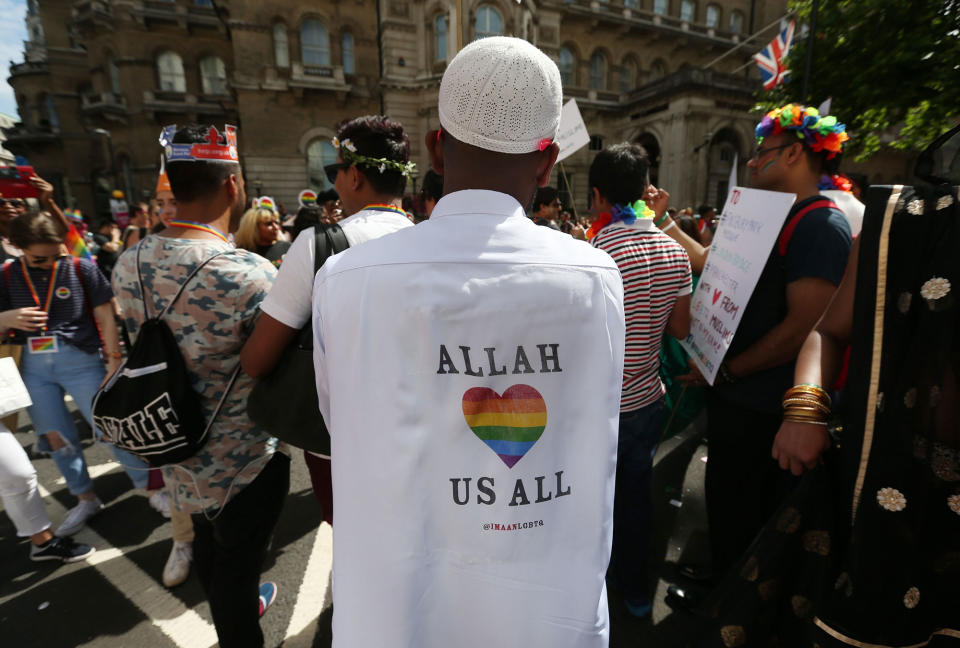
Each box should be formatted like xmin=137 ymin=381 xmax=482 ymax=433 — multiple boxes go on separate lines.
xmin=753 ymin=20 xmax=795 ymax=91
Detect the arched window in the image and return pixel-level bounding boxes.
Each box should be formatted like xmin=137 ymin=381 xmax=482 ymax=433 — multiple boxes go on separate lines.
xmin=156 ymin=51 xmax=185 ymax=92
xmin=680 ymin=0 xmax=695 ymax=22
xmin=650 ymin=59 xmax=666 ymax=81
xmin=705 ymin=4 xmax=720 ymax=28
xmin=558 ymin=47 xmax=575 ymax=86
xmin=653 ymin=0 xmax=668 ymax=15
xmin=729 ymin=10 xmax=744 ymax=34
xmin=199 ymin=56 xmax=227 ymax=95
xmin=342 ymin=32 xmax=355 ymax=74
xmin=301 ymin=19 xmax=330 ymax=66
xmin=434 ymin=14 xmax=448 ymax=63
xmin=474 ymin=6 xmax=503 ymax=40
xmin=307 ymin=139 xmax=338 ymax=191
xmin=620 ymin=59 xmax=637 ymax=93
xmin=108 ymin=55 xmax=121 ymax=94
xmin=43 ymin=94 xmax=59 ymax=130
xmin=273 ymin=23 xmax=289 ymax=68
xmin=589 ymin=51 xmax=606 ymax=90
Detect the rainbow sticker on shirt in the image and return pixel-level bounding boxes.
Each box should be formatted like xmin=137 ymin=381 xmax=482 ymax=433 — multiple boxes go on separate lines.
xmin=29 ymin=336 xmax=56 ymax=353
xmin=462 ymin=385 xmax=546 ymax=468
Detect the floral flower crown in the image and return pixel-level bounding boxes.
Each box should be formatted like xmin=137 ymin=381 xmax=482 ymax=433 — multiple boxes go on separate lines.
xmin=331 ymin=137 xmax=417 ymax=177
xmin=818 ymin=173 xmax=854 ymax=193
xmin=755 ymin=104 xmax=850 ymax=160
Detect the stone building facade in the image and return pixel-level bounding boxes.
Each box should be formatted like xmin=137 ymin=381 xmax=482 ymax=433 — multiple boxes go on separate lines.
xmin=6 ymin=0 xmax=907 ymax=219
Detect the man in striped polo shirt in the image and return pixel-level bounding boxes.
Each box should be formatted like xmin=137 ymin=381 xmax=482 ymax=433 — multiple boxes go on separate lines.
xmin=588 ymin=142 xmax=692 ymax=617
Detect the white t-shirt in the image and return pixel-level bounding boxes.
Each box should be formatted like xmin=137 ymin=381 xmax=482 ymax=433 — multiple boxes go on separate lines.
xmin=313 ymin=190 xmax=626 ymax=648
xmin=260 ymin=206 xmax=413 ymax=329
xmin=822 ymin=190 xmax=865 ymax=237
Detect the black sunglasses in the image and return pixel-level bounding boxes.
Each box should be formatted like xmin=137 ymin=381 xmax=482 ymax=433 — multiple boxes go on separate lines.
xmin=323 ymin=162 xmax=351 ymax=184
xmin=751 ymin=143 xmax=794 ymax=160
xmin=0 ymin=199 xmax=24 ymax=207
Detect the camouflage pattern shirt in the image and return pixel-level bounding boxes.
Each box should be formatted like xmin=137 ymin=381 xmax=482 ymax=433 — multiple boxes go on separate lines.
xmin=113 ymin=235 xmax=285 ymax=515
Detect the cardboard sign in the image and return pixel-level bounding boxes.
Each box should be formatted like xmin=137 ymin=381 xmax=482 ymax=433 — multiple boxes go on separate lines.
xmin=681 ymin=187 xmax=796 ymax=384
xmin=555 ymin=99 xmax=590 ymax=163
xmin=0 ymin=357 xmax=31 ymax=418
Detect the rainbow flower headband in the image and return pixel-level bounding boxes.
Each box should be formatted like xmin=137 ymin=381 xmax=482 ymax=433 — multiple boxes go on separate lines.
xmin=818 ymin=173 xmax=854 ymax=193
xmin=755 ymin=104 xmax=850 ymax=160
xmin=586 ymin=199 xmax=655 ymax=239
xmin=331 ymin=137 xmax=416 ymax=177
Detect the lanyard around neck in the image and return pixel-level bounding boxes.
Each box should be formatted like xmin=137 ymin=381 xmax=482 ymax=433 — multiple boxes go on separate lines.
xmin=362 ymin=203 xmax=407 ymax=218
xmin=169 ymin=220 xmax=229 ymax=243
xmin=20 ymin=257 xmax=61 ymax=329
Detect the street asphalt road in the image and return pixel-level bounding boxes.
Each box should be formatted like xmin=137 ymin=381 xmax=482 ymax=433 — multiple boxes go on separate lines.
xmin=0 ymin=403 xmax=711 ymax=647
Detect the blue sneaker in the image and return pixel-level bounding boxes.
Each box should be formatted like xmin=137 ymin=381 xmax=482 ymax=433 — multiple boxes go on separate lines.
xmin=258 ymin=581 xmax=278 ymax=617
xmin=625 ymin=598 xmax=652 ymax=618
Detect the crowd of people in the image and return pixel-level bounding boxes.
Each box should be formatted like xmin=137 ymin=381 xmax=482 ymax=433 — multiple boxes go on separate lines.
xmin=0 ymin=34 xmax=956 ymax=648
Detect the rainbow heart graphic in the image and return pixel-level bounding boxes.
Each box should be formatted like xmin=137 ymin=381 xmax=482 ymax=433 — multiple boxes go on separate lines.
xmin=462 ymin=384 xmax=546 ymax=468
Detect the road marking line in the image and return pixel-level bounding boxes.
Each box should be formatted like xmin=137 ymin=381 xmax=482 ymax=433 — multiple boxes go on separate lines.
xmin=283 ymin=523 xmax=333 ymax=641
xmin=36 ymin=483 xmax=218 ymax=648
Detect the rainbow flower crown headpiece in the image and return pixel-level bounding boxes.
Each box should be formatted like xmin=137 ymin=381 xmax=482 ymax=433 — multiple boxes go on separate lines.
xmin=755 ymin=104 xmax=850 ymax=160
xmin=331 ymin=137 xmax=416 ymax=177
xmin=818 ymin=173 xmax=854 ymax=193
xmin=160 ymin=124 xmax=239 ymax=163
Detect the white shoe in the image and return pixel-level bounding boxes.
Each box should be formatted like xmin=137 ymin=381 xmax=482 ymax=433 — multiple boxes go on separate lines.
xmin=149 ymin=490 xmax=172 ymax=518
xmin=55 ymin=497 xmax=104 ymax=536
xmin=162 ymin=541 xmax=193 ymax=588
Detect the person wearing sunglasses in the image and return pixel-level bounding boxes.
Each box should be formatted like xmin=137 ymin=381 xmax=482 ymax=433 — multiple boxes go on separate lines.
xmin=234 ymin=206 xmax=290 ymax=265
xmin=0 ymin=211 xmax=151 ymax=537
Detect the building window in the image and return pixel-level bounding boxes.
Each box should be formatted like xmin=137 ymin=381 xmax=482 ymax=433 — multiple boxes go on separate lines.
xmin=156 ymin=51 xmax=186 ymax=92
xmin=706 ymin=4 xmax=720 ymax=28
xmin=650 ymin=59 xmax=666 ymax=80
xmin=589 ymin=51 xmax=606 ymax=90
xmin=558 ymin=47 xmax=575 ymax=86
xmin=193 ymin=0 xmax=213 ymax=6
xmin=624 ymin=0 xmax=639 ymax=8
xmin=43 ymin=94 xmax=59 ymax=131
xmin=729 ymin=10 xmax=744 ymax=33
xmin=273 ymin=23 xmax=290 ymax=68
xmin=434 ymin=14 xmax=448 ymax=63
xmin=200 ymin=56 xmax=227 ymax=95
xmin=620 ymin=59 xmax=636 ymax=93
xmin=342 ymin=32 xmax=355 ymax=74
xmin=108 ymin=55 xmax=121 ymax=95
xmin=307 ymin=139 xmax=338 ymax=191
xmin=680 ymin=0 xmax=695 ymax=22
xmin=589 ymin=135 xmax=604 ymax=151
xmin=301 ymin=19 xmax=331 ymax=66
xmin=475 ymin=6 xmax=503 ymax=40
xmin=653 ymin=0 xmax=668 ymax=16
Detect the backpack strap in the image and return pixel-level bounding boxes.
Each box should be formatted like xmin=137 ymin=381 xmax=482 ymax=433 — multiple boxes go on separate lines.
xmin=312 ymin=223 xmax=349 ymax=274
xmin=72 ymin=256 xmax=103 ymax=346
xmin=777 ymin=199 xmax=839 ymax=257
xmin=135 ymin=242 xmax=229 ymax=321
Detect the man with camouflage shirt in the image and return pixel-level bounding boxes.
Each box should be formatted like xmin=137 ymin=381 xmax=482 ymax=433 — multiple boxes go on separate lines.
xmin=112 ymin=124 xmax=288 ymax=647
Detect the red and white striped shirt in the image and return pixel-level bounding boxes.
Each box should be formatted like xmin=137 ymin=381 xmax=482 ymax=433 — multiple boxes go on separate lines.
xmin=592 ymin=219 xmax=692 ymax=412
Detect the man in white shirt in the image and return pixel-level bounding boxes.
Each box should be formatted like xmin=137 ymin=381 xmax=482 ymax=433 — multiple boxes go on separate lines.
xmin=241 ymin=115 xmax=414 ymax=522
xmin=313 ymin=37 xmax=626 ymax=647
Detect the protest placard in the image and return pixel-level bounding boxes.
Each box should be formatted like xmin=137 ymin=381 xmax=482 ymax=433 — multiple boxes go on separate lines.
xmin=555 ymin=99 xmax=590 ymax=163
xmin=681 ymin=187 xmax=796 ymax=384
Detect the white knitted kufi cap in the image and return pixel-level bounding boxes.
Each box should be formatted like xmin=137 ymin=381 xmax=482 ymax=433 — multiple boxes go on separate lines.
xmin=438 ymin=37 xmax=563 ymax=155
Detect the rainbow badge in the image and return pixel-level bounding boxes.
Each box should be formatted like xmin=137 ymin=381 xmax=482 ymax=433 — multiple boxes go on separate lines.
xmin=462 ymin=385 xmax=546 ymax=468
xmin=255 ymin=196 xmax=276 ymax=212
xmin=28 ymin=336 xmax=58 ymax=354
xmin=299 ymin=190 xmax=318 ymax=208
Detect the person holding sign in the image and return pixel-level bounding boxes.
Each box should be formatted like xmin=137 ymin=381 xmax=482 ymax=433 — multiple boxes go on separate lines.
xmin=587 ymin=142 xmax=692 ymax=618
xmin=670 ymin=104 xmax=853 ymax=599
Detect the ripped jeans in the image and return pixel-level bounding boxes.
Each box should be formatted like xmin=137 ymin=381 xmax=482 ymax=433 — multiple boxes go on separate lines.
xmin=20 ymin=341 xmax=149 ymax=495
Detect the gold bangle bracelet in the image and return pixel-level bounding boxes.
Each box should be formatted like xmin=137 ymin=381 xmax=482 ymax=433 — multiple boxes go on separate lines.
xmin=784 ymin=386 xmax=831 ymax=406
xmin=782 ymin=407 xmax=830 ymax=420
xmin=783 ymin=399 xmax=832 ymax=415
xmin=783 ymin=417 xmax=828 ymax=426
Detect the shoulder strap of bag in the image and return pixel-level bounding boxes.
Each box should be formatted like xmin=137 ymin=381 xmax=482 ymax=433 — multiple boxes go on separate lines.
xmin=777 ymin=199 xmax=839 ymax=257
xmin=135 ymin=243 xmax=228 ymax=321
xmin=312 ymin=223 xmax=349 ymax=274
xmin=204 ymin=363 xmax=241 ymax=438
xmin=72 ymin=257 xmax=103 ymax=346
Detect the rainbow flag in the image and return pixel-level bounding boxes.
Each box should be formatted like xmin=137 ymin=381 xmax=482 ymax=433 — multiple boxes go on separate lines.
xmin=65 ymin=224 xmax=92 ymax=260
xmin=462 ymin=384 xmax=547 ymax=468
